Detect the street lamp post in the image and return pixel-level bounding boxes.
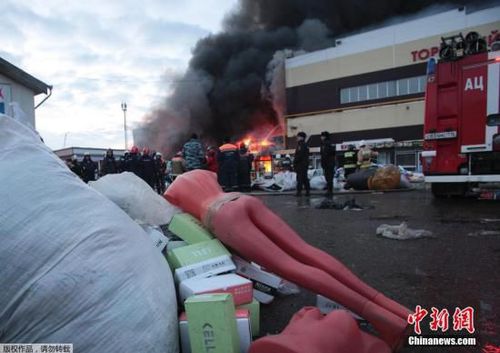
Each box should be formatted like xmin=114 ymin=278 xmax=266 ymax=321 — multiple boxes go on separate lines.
xmin=121 ymin=101 xmax=128 ymax=150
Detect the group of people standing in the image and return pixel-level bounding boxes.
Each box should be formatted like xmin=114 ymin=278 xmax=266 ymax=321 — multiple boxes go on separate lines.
xmin=66 ymin=148 xmax=167 ymax=194
xmin=293 ymin=131 xmax=337 ymax=197
xmin=173 ymin=133 xmax=254 ymax=192
xmin=293 ymin=131 xmax=378 ymax=197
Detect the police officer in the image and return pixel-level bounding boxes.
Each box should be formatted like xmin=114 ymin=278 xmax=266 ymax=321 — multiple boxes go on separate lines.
xmin=69 ymin=155 xmax=82 ymax=179
xmin=154 ymin=152 xmax=167 ymax=194
xmin=320 ymin=131 xmax=336 ymax=197
xmin=140 ymin=148 xmax=156 ymax=189
xmin=218 ymin=137 xmax=240 ymax=192
xmin=294 ymin=131 xmax=310 ymax=197
xmin=343 ymin=145 xmax=357 ymax=178
xmin=81 ymin=152 xmax=97 ymax=183
xmin=100 ymin=148 xmax=117 ymax=176
xmin=125 ymin=146 xmax=142 ymax=177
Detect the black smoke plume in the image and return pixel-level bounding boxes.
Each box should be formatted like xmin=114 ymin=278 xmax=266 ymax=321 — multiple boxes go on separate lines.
xmin=139 ymin=0 xmax=489 ymax=155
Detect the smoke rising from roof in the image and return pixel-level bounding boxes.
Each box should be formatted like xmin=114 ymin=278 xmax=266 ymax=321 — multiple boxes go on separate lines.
xmin=138 ymin=0 xmax=486 ymax=155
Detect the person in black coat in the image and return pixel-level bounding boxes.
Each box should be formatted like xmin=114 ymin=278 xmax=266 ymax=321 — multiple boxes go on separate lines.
xmin=100 ymin=149 xmax=118 ymax=176
xmin=140 ymin=148 xmax=156 ymax=189
xmin=81 ymin=153 xmax=97 ymax=183
xmin=320 ymin=131 xmax=336 ymax=197
xmin=69 ymin=155 xmax=82 ymax=179
xmin=294 ymin=131 xmax=310 ymax=197
xmin=237 ymin=145 xmax=254 ymax=192
xmin=124 ymin=146 xmax=142 ymax=178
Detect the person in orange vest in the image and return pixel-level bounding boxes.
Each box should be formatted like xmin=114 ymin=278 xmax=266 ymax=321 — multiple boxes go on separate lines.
xmin=217 ymin=137 xmax=240 ymax=191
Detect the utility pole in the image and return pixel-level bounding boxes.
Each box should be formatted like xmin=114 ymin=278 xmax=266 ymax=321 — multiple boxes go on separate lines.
xmin=121 ymin=101 xmax=128 ymax=150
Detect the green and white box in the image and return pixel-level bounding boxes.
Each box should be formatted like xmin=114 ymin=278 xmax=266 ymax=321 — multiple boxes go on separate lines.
xmin=237 ymin=299 xmax=260 ymax=337
xmin=175 ymin=255 xmax=236 ymax=283
xmin=166 ymin=239 xmax=230 ymax=270
xmin=168 ymin=213 xmax=214 ymax=244
xmin=184 ymin=294 xmax=240 ymax=353
xmin=179 ymin=274 xmax=253 ymax=306
xmin=179 ymin=309 xmax=252 ymax=353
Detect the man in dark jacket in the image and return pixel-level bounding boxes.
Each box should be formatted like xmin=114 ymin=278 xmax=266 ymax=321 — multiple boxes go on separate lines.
xmin=237 ymin=144 xmax=254 ymax=192
xmin=81 ymin=153 xmax=97 ymax=183
xmin=218 ymin=137 xmax=240 ymax=191
xmin=100 ymin=148 xmax=118 ymax=176
xmin=294 ymin=131 xmax=310 ymax=197
xmin=124 ymin=146 xmax=142 ymax=177
xmin=140 ymin=148 xmax=156 ymax=189
xmin=154 ymin=152 xmax=167 ymax=194
xmin=69 ymin=155 xmax=82 ymax=179
xmin=320 ymin=131 xmax=336 ymax=197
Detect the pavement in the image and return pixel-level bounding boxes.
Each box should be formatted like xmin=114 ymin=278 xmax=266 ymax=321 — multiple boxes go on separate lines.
xmin=254 ymin=188 xmax=500 ymax=353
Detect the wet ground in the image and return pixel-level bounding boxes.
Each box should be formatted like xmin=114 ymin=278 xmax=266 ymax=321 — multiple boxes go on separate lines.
xmin=255 ymin=188 xmax=500 ymax=353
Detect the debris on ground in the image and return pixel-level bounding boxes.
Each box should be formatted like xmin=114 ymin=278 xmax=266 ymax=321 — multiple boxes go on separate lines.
xmin=313 ymin=197 xmax=371 ymax=211
xmin=376 ymin=222 xmax=434 ymax=240
xmin=467 ymin=230 xmax=500 ymax=237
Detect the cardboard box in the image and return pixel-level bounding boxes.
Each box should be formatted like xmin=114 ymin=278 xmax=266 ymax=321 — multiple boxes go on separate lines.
xmin=180 ymin=308 xmax=252 ymax=353
xmin=184 ymin=294 xmax=240 ymax=353
xmin=180 ymin=274 xmax=253 ymax=306
xmin=166 ymin=239 xmax=230 ymax=270
xmin=168 ymin=213 xmax=214 ymax=244
xmin=174 ymin=255 xmax=236 ymax=283
xmin=316 ymin=294 xmax=364 ymax=320
xmin=237 ymin=299 xmax=260 ymax=337
xmin=233 ymin=256 xmax=282 ymax=292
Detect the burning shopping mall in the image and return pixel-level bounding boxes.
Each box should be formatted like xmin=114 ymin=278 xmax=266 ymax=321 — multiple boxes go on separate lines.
xmin=283 ymin=6 xmax=500 ymax=171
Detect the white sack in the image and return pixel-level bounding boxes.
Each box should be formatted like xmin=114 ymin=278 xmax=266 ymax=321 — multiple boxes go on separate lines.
xmin=310 ymin=175 xmax=327 ymax=190
xmin=90 ymin=172 xmax=180 ymax=225
xmin=0 ymin=114 xmax=178 ymax=353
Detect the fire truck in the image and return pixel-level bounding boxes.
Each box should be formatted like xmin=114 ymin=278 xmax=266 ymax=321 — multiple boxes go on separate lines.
xmin=422 ymin=32 xmax=500 ymax=197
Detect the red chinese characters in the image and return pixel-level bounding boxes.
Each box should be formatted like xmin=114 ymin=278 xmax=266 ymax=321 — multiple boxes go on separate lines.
xmin=407 ymin=305 xmax=428 ymax=334
xmin=453 ymin=307 xmax=475 ymax=334
xmin=429 ymin=307 xmax=450 ymax=332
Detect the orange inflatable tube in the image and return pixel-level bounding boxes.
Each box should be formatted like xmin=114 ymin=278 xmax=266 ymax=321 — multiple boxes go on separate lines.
xmin=249 ymin=307 xmax=391 ymax=353
xmin=165 ymin=170 xmax=410 ymax=350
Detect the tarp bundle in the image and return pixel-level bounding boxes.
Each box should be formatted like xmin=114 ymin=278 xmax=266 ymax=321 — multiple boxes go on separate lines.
xmin=0 ymin=114 xmax=178 ymax=353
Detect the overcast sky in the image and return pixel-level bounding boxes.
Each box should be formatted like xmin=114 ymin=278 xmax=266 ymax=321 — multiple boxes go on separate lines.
xmin=0 ymin=0 xmax=237 ymax=150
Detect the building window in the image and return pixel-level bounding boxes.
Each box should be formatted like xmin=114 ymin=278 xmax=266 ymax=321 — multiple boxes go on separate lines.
xmin=340 ymin=88 xmax=349 ymax=104
xmin=340 ymin=75 xmax=426 ymax=104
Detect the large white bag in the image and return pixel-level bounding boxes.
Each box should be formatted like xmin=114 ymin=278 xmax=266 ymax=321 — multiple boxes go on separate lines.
xmin=0 ymin=115 xmax=178 ymax=353
xmin=90 ymin=172 xmax=180 ymax=226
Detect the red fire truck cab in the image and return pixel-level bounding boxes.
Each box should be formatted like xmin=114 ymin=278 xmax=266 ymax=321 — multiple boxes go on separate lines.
xmin=422 ymin=32 xmax=500 ymax=197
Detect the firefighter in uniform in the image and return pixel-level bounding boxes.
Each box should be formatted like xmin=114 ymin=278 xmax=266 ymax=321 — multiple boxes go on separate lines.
xmin=294 ymin=131 xmax=310 ymax=197
xmin=343 ymin=145 xmax=357 ymax=178
xmin=320 ymin=131 xmax=336 ymax=197
xmin=217 ymin=137 xmax=240 ymax=191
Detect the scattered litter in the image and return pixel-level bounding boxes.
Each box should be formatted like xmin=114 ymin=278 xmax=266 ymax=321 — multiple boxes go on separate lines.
xmin=480 ymin=218 xmax=500 ymax=223
xmin=314 ymin=197 xmax=370 ymax=211
xmin=468 ymin=230 xmax=500 ymax=237
xmin=376 ymin=222 xmax=434 ymax=240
